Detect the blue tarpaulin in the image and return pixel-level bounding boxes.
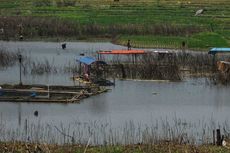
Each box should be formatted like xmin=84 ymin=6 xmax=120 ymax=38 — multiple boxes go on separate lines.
xmin=76 ymin=56 xmax=107 ymax=65
xmin=208 ymin=48 xmax=230 ymax=55
xmin=77 ymin=56 xmax=96 ymax=65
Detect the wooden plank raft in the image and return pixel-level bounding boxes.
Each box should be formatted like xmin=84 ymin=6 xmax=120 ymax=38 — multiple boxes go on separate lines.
xmin=0 ymin=84 xmax=109 ymax=103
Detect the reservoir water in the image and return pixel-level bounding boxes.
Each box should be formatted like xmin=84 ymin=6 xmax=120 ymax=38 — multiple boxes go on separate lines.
xmin=0 ymin=41 xmax=230 ymax=144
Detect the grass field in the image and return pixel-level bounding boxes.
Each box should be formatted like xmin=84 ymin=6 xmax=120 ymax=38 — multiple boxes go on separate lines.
xmin=0 ymin=0 xmax=229 ymax=50
xmin=1 ymin=142 xmax=230 ymax=153
xmin=117 ymin=32 xmax=229 ymax=49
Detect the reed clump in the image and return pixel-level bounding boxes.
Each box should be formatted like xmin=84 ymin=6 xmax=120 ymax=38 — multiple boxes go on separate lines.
xmin=175 ymin=52 xmax=214 ymax=75
xmin=0 ymin=118 xmax=229 ymax=146
xmin=106 ymin=52 xmax=215 ymax=80
xmin=114 ymin=63 xmax=181 ymax=81
xmin=0 ymin=48 xmax=17 ymax=68
xmin=30 ymin=60 xmax=58 ymax=75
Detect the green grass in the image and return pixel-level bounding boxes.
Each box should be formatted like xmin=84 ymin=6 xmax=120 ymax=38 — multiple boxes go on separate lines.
xmin=188 ymin=32 xmax=229 ymax=49
xmin=0 ymin=3 xmax=18 ymax=9
xmin=2 ymin=142 xmax=230 ymax=153
xmin=116 ymin=35 xmax=185 ymax=49
xmin=1 ymin=0 xmax=229 ymax=27
xmin=116 ymin=32 xmax=230 ymax=50
xmin=24 ymin=5 xmax=228 ymax=27
xmin=0 ymin=0 xmax=230 ymax=50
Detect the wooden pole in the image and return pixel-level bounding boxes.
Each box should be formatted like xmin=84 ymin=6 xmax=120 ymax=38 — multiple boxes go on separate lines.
xmin=113 ymin=77 xmax=115 ymax=86
xmin=120 ymin=64 xmax=126 ymax=79
xmin=79 ymin=62 xmax=82 ymax=75
xmin=212 ymin=54 xmax=216 ymax=66
xmin=18 ymin=54 xmax=22 ymax=85
xmin=213 ymin=130 xmax=215 ymax=145
xmin=216 ymin=129 xmax=221 ymax=146
xmin=134 ymin=54 xmax=137 ymax=63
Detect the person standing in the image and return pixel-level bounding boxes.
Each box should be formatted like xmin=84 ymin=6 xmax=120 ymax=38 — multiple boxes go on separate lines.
xmin=127 ymin=40 xmax=131 ymax=50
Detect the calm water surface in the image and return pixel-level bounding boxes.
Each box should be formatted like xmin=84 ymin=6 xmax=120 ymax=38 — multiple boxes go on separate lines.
xmin=0 ymin=41 xmax=230 ymax=144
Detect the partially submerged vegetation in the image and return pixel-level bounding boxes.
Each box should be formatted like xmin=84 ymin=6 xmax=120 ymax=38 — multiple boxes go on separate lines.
xmin=1 ymin=48 xmax=230 ymax=83
xmin=0 ymin=48 xmax=78 ymax=75
xmin=104 ymin=52 xmax=215 ymax=80
xmin=0 ymin=116 xmax=230 ymax=151
xmin=0 ymin=48 xmax=17 ymax=68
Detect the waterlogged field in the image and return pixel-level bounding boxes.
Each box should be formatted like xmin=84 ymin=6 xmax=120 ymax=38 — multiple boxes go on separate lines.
xmin=0 ymin=41 xmax=230 ymax=145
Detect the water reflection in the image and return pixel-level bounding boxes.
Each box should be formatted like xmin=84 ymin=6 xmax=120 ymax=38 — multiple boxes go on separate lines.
xmin=17 ymin=103 xmax=22 ymax=126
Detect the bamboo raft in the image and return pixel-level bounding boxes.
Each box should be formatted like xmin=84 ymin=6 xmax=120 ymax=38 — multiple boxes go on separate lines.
xmin=0 ymin=84 xmax=108 ymax=103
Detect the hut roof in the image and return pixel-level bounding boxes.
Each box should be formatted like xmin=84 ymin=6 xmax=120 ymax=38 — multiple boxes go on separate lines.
xmin=97 ymin=50 xmax=146 ymax=55
xmin=77 ymin=56 xmax=106 ymax=65
xmin=208 ymin=48 xmax=230 ymax=55
xmin=77 ymin=56 xmax=96 ymax=65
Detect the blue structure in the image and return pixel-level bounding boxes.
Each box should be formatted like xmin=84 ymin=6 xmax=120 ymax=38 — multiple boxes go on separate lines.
xmin=76 ymin=56 xmax=107 ymax=65
xmin=76 ymin=56 xmax=107 ymax=76
xmin=208 ymin=48 xmax=230 ymax=55
xmin=75 ymin=55 xmax=113 ymax=85
xmin=77 ymin=56 xmax=96 ymax=65
xmin=30 ymin=91 xmax=37 ymax=97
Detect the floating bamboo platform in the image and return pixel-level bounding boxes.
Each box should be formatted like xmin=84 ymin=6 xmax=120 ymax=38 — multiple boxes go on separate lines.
xmin=0 ymin=84 xmax=109 ymax=103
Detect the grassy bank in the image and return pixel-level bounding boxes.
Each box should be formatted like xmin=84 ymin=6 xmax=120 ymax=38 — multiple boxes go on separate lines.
xmin=0 ymin=0 xmax=229 ymax=50
xmin=117 ymin=32 xmax=229 ymax=50
xmin=1 ymin=142 xmax=230 ymax=153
